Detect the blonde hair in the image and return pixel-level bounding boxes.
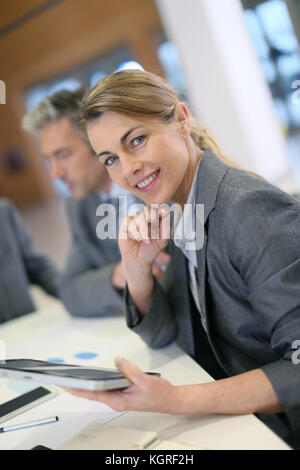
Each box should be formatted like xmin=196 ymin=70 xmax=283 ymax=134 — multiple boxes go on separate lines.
xmin=79 ymin=70 xmax=257 ymax=176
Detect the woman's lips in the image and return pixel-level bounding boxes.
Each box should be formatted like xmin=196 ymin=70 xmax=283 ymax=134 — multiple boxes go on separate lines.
xmin=135 ymin=169 xmax=160 ymax=193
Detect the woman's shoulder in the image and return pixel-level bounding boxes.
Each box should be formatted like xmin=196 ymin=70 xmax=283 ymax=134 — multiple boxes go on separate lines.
xmin=218 ymin=167 xmax=299 ymax=213
xmin=212 ymin=168 xmax=300 ymax=252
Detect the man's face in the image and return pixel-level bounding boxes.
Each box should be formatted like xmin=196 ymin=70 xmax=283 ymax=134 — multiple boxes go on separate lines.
xmin=40 ymin=116 xmax=110 ymax=199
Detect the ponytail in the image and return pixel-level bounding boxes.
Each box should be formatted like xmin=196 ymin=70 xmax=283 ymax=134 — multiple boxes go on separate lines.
xmin=191 ymin=119 xmax=262 ymax=179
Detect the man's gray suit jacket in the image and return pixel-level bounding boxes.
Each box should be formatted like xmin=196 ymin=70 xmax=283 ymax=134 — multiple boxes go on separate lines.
xmin=60 ymin=192 xmax=141 ymax=317
xmin=0 ymin=199 xmax=60 ymax=323
xmin=125 ymin=150 xmax=300 ymax=443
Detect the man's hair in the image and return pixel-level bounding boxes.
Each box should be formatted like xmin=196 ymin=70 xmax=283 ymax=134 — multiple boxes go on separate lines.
xmin=22 ymin=87 xmax=86 ymax=135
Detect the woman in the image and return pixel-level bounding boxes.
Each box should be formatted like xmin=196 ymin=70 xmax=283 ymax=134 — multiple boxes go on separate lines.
xmin=68 ymin=70 xmax=300 ymax=446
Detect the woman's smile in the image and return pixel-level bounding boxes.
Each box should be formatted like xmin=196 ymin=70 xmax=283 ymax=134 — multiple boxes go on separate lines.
xmin=87 ymin=110 xmax=196 ymax=206
xmin=135 ymin=169 xmax=161 ymax=192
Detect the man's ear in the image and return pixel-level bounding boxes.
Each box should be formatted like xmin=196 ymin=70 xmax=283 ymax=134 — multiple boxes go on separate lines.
xmin=173 ymin=102 xmax=191 ymax=136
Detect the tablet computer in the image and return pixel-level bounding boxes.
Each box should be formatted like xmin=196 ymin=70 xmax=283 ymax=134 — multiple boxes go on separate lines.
xmin=0 ymin=359 xmax=160 ymax=391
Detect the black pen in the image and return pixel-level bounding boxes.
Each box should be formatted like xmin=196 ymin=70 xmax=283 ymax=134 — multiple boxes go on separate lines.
xmin=0 ymin=416 xmax=59 ymax=433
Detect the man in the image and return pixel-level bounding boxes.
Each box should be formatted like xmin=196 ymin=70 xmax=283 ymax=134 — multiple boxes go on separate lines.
xmin=0 ymin=198 xmax=59 ymax=323
xmin=22 ymin=89 xmax=169 ymax=317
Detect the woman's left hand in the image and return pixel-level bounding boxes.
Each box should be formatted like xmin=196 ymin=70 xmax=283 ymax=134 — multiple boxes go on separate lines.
xmin=64 ymin=357 xmax=180 ymax=414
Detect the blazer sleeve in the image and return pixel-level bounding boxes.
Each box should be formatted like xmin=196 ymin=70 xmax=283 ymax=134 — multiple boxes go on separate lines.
xmin=8 ymin=201 xmax=60 ymax=297
xmin=59 ymin=200 xmax=124 ymax=317
xmin=226 ymin=185 xmax=300 ymax=432
xmin=59 ymin=238 xmax=124 ymax=317
xmin=124 ymin=243 xmax=179 ymax=348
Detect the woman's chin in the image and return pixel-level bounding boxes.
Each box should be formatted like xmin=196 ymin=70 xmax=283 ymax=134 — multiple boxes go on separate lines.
xmin=143 ymin=195 xmax=169 ymax=207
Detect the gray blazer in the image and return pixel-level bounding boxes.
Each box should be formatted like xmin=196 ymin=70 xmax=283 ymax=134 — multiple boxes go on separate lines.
xmin=0 ymin=199 xmax=60 ymax=323
xmin=125 ymin=150 xmax=300 ymax=443
xmin=60 ymin=192 xmax=143 ymax=317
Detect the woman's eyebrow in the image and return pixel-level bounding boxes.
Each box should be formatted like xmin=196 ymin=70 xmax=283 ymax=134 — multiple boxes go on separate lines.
xmin=98 ymin=126 xmax=142 ymax=157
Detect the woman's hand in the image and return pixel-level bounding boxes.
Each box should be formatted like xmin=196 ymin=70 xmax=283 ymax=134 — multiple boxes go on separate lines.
xmin=118 ymin=205 xmax=171 ymax=315
xmin=119 ymin=204 xmax=170 ymax=279
xmin=65 ymin=358 xmax=283 ymax=417
xmin=65 ymin=357 xmax=180 ymax=414
xmin=112 ymin=251 xmax=170 ymax=289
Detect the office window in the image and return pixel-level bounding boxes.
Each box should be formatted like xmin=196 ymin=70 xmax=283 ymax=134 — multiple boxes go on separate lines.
xmin=242 ymin=0 xmax=300 ymax=189
xmin=157 ymin=41 xmax=186 ymax=95
xmin=243 ymin=0 xmax=300 ymax=130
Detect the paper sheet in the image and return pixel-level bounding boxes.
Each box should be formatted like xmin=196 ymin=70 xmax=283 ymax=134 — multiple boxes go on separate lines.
xmin=57 ymin=421 xmax=201 ymax=450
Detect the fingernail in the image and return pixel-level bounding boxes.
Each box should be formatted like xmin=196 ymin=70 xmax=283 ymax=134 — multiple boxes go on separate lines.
xmin=115 ymin=357 xmax=126 ymax=367
xmin=159 ymin=209 xmax=168 ymax=217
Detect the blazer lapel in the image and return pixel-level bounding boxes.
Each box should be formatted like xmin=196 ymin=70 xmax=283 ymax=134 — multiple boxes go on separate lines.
xmin=195 ymin=227 xmax=208 ymax=321
xmin=194 ymin=150 xmax=228 ymax=318
xmin=0 ymin=229 xmax=9 ymax=263
xmin=194 ymin=150 xmax=230 ymax=367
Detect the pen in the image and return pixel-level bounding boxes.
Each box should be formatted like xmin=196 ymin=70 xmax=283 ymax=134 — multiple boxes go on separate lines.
xmin=0 ymin=416 xmax=59 ymax=433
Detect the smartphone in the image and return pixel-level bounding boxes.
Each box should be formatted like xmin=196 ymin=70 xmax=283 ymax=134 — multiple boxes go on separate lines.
xmin=0 ymin=359 xmax=160 ymax=391
xmin=0 ymin=385 xmax=56 ymax=423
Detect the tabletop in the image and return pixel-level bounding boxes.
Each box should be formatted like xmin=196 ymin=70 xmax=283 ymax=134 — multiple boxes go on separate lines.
xmin=0 ymin=303 xmax=290 ymax=450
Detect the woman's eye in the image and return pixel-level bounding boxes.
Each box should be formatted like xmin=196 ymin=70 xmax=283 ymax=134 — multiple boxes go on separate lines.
xmin=131 ymin=135 xmax=146 ymax=148
xmin=104 ymin=155 xmax=118 ymax=166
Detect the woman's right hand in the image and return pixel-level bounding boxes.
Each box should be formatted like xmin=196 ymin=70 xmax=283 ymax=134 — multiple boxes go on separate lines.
xmin=119 ymin=204 xmax=170 ymax=275
xmin=118 ymin=204 xmax=171 ymax=315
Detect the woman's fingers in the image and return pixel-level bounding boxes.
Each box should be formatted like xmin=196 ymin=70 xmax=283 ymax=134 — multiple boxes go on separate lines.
xmin=64 ymin=387 xmax=99 ymax=401
xmin=144 ymin=206 xmax=159 ymax=239
xmin=64 ymin=358 xmax=150 ymax=412
xmin=143 ymin=204 xmax=171 ymax=242
xmin=64 ymin=358 xmax=177 ymax=414
xmin=64 ymin=384 xmax=129 ymax=412
xmin=120 ymin=215 xmax=142 ymax=242
xmin=121 ymin=206 xmax=171 ymax=245
xmin=115 ymin=357 xmax=149 ymax=387
xmin=134 ymin=213 xmax=151 ymax=244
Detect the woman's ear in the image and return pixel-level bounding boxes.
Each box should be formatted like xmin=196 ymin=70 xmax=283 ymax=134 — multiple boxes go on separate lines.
xmin=174 ymin=102 xmax=191 ymax=136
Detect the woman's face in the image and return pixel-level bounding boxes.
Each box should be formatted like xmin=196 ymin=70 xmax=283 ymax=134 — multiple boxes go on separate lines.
xmin=87 ymin=106 xmax=195 ymax=206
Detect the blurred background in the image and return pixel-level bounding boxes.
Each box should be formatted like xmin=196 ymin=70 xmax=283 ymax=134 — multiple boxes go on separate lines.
xmin=0 ymin=0 xmax=299 ymax=269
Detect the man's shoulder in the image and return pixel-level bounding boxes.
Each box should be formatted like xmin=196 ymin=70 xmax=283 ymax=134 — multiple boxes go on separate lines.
xmin=0 ymin=198 xmax=18 ymax=225
xmin=0 ymin=197 xmax=14 ymax=213
xmin=64 ymin=193 xmax=99 ymax=215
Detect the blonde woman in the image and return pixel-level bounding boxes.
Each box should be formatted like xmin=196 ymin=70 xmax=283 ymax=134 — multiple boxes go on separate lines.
xmin=67 ymin=70 xmax=300 ymax=447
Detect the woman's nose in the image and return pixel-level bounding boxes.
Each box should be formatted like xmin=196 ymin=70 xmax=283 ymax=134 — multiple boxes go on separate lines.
xmin=122 ymin=154 xmax=143 ymax=181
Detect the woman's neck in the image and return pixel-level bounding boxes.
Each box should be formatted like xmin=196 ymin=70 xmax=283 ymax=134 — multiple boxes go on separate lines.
xmin=172 ymin=141 xmax=203 ymax=210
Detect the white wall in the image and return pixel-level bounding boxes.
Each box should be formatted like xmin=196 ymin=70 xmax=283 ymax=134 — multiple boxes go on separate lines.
xmin=155 ymin=0 xmax=293 ymax=185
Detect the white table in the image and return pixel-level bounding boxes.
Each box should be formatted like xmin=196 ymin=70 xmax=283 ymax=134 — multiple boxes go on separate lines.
xmin=0 ymin=304 xmax=290 ymax=450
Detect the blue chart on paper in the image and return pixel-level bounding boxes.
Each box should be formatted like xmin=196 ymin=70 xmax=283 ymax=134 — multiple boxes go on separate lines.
xmin=46 ymin=352 xmax=99 ymax=363
xmin=73 ymin=352 xmax=99 ymax=360
xmin=47 ymin=351 xmax=99 ymax=364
